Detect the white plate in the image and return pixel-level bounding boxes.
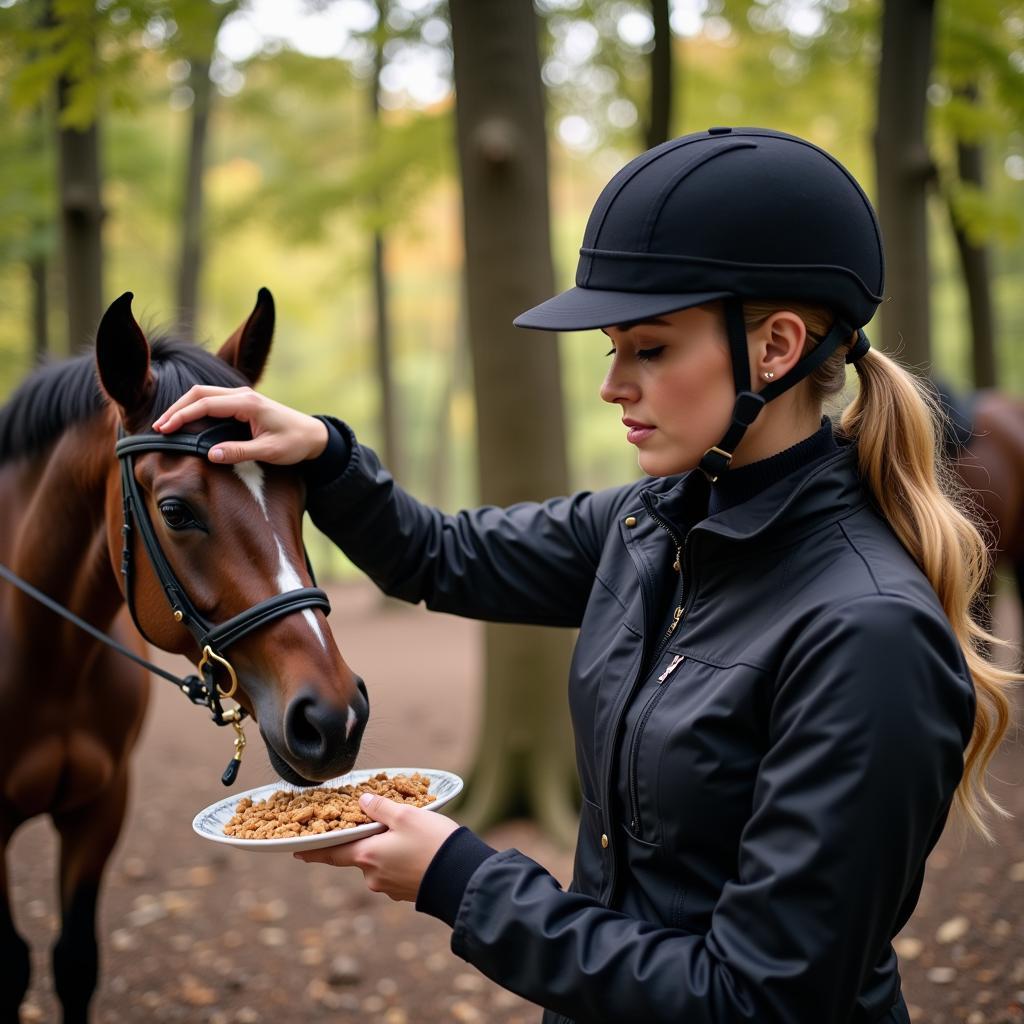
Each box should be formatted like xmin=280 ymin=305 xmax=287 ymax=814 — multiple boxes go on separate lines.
xmin=192 ymin=767 xmax=463 ymax=854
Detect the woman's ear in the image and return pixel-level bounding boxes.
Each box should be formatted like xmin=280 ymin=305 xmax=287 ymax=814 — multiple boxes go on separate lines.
xmin=760 ymin=311 xmax=807 ymax=375
xmin=217 ymin=287 xmax=275 ymax=386
xmin=95 ymin=292 xmax=154 ymax=422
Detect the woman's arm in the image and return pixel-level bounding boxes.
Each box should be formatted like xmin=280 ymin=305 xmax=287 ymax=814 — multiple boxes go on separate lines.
xmin=300 ymin=416 xmax=634 ymax=626
xmin=153 ymin=389 xmax=637 ymax=627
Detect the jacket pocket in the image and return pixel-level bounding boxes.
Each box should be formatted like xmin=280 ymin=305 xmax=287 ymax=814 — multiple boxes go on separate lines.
xmin=570 ymin=796 xmax=605 ymax=897
xmin=615 ymin=823 xmax=687 ymax=930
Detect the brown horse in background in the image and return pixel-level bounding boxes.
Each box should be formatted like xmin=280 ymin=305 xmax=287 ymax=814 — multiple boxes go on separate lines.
xmin=0 ymin=290 xmax=369 ymax=1023
xmin=932 ymin=375 xmax=1024 ymax=665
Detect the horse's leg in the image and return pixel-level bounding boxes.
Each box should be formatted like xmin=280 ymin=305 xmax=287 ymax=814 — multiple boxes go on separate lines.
xmin=50 ymin=769 xmax=128 ymax=1024
xmin=0 ymin=826 xmax=33 ymax=1024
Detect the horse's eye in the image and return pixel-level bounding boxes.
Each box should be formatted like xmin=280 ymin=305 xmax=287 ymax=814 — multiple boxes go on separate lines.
xmin=158 ymin=500 xmax=202 ymax=531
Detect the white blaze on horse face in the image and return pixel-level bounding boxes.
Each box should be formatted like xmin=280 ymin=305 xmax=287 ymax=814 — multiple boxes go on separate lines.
xmin=233 ymin=462 xmax=268 ymax=517
xmin=232 ymin=462 xmax=327 ymax=649
xmin=274 ymin=537 xmax=327 ymax=649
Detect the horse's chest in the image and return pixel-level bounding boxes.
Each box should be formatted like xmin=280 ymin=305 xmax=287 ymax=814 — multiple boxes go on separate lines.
xmin=3 ymin=731 xmax=117 ymax=820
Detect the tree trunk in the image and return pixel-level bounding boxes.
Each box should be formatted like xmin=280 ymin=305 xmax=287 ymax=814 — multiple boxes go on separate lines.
xmin=946 ymin=83 xmax=997 ymax=388
xmin=56 ymin=73 xmax=104 ymax=354
xmin=370 ymin=0 xmax=400 ymax=477
xmin=177 ymin=57 xmax=213 ymax=332
xmin=873 ymin=0 xmax=936 ymax=368
xmin=30 ymin=256 xmax=49 ymax=364
xmin=646 ymin=0 xmax=672 ymax=149
xmin=30 ymin=102 xmax=50 ymax=364
xmin=426 ymin=289 xmax=467 ymax=509
xmin=449 ymin=0 xmax=578 ymax=845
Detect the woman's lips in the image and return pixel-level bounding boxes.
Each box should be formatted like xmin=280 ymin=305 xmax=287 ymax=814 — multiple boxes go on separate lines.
xmin=623 ymin=418 xmax=655 ymax=445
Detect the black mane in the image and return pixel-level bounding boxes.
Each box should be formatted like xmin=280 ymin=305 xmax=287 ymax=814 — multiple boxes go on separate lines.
xmin=0 ymin=335 xmax=249 ymax=463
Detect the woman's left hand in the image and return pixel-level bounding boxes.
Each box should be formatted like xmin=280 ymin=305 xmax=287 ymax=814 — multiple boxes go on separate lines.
xmin=294 ymin=793 xmax=460 ymax=902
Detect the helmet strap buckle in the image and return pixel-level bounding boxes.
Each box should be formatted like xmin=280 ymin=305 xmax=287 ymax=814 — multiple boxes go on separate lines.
xmin=698 ymin=390 xmax=766 ymax=483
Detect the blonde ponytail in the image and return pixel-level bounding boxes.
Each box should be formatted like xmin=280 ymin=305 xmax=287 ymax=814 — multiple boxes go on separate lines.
xmin=743 ymin=300 xmax=1021 ymax=842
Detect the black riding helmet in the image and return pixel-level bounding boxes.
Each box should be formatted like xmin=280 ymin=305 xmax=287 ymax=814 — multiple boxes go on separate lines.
xmin=514 ymin=126 xmax=884 ymax=483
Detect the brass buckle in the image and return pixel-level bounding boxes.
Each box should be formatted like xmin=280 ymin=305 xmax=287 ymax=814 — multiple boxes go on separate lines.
xmin=198 ymin=644 xmax=239 ymax=699
xmin=702 ymin=445 xmax=734 ymax=484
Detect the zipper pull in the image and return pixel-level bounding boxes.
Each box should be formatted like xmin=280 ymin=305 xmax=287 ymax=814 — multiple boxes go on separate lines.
xmin=658 ymin=654 xmax=684 ymax=683
xmin=665 ymin=605 xmax=683 ymax=639
xmin=672 ymin=546 xmax=681 ymax=573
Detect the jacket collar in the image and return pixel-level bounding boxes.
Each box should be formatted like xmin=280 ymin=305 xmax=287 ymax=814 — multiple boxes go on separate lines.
xmin=646 ymin=434 xmax=867 ymax=552
xmin=708 ymin=415 xmax=838 ymax=516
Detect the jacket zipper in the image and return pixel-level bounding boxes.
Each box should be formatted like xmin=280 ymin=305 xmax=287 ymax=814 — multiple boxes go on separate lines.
xmin=641 ymin=493 xmax=687 ymax=669
xmin=604 ymin=494 xmax=699 ymax=903
xmin=627 ymin=494 xmax=691 ymax=835
xmin=628 ymin=653 xmax=684 ymax=832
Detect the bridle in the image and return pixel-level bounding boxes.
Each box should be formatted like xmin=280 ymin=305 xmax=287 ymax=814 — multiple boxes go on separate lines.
xmin=114 ymin=419 xmax=332 ymax=783
xmin=0 ymin=418 xmax=333 ymax=787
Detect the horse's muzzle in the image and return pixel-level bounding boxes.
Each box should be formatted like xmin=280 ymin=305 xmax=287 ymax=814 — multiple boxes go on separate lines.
xmin=270 ymin=677 xmax=369 ymax=784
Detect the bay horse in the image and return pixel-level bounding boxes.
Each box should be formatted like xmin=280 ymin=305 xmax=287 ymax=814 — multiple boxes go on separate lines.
xmin=932 ymin=374 xmax=1024 ymax=666
xmin=0 ymin=289 xmax=369 ymax=1023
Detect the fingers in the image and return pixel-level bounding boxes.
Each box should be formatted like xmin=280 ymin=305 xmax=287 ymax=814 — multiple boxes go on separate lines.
xmin=293 ymin=842 xmax=363 ymax=867
xmin=151 ymin=387 xmax=322 ymax=466
xmin=358 ymin=792 xmax=405 ymax=826
xmin=208 ymin=439 xmax=276 ymax=465
xmin=153 ymin=385 xmax=256 ymax=433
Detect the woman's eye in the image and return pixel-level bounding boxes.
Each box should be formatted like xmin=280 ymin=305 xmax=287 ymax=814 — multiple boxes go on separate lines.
xmin=636 ymin=346 xmax=665 ymax=361
xmin=159 ymin=500 xmax=202 ymax=531
xmin=605 ymin=346 xmax=665 ymax=360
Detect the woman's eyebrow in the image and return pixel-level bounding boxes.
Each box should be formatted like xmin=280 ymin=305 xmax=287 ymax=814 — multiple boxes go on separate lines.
xmin=612 ymin=316 xmax=672 ymax=332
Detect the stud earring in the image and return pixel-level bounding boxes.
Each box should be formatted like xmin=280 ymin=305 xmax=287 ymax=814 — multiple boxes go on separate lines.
xmin=763 ymin=371 xmax=775 ymax=380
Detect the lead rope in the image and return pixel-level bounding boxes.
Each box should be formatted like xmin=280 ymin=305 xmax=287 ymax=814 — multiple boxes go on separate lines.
xmin=0 ymin=562 xmax=247 ymax=783
xmin=0 ymin=562 xmax=204 ymax=691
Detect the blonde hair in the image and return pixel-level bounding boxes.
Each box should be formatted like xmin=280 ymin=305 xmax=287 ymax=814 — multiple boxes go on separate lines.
xmin=742 ymin=299 xmax=1020 ymax=843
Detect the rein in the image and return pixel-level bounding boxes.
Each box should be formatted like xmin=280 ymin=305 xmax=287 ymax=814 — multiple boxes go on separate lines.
xmin=1 ymin=420 xmax=331 ymax=786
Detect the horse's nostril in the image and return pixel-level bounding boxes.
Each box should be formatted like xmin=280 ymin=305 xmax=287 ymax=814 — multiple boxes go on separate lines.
xmin=284 ymin=693 xmax=327 ymax=761
xmin=282 ymin=688 xmax=362 ymax=776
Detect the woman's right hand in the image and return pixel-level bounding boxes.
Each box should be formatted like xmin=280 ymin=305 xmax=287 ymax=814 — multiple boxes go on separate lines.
xmin=152 ymin=385 xmax=328 ymax=465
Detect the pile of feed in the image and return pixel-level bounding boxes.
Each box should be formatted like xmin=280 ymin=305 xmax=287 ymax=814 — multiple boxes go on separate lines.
xmin=223 ymin=772 xmax=435 ymax=839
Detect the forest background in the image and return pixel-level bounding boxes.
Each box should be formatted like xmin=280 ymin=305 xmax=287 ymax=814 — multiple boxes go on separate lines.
xmin=2 ymin=0 xmax=1023 ymax=551
xmin=2 ymin=0 xmax=1023 ymax=836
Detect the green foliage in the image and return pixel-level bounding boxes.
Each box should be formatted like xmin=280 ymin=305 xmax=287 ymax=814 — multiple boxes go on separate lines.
xmin=2 ymin=0 xmax=1024 ymax=518
xmin=7 ymin=0 xmax=153 ymax=127
xmin=167 ymin=0 xmax=239 ymax=58
xmin=930 ymin=1 xmax=1024 ymax=248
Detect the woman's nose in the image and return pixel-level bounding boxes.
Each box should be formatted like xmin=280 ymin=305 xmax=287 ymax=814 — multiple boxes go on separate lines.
xmin=600 ymin=359 xmax=639 ymax=405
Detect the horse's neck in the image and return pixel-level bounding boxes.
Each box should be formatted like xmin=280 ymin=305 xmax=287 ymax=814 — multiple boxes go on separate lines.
xmin=5 ymin=412 xmax=124 ymax=643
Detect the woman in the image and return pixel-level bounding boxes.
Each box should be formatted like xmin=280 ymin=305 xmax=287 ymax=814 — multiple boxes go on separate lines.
xmin=153 ymin=128 xmax=1016 ymax=1023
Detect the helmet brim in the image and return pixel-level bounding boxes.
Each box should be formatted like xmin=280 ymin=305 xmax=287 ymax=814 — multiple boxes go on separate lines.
xmin=513 ymin=286 xmax=733 ymax=331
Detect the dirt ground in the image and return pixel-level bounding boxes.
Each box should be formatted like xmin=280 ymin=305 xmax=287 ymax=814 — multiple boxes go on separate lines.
xmin=9 ymin=580 xmax=1024 ymax=1024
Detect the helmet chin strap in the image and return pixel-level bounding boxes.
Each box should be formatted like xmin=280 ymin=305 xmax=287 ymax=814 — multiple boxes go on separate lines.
xmin=697 ymin=297 xmax=870 ymax=483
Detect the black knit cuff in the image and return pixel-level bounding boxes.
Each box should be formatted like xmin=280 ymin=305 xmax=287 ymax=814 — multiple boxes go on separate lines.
xmin=301 ymin=416 xmax=353 ymax=489
xmin=415 ymin=826 xmax=498 ymax=928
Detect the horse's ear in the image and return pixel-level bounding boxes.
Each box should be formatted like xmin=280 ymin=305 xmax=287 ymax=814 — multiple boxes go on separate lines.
xmin=95 ymin=292 xmax=154 ymax=420
xmin=217 ymin=287 xmax=274 ymax=385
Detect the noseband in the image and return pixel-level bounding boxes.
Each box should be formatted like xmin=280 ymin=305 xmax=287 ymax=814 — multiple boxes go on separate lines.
xmin=116 ymin=420 xmax=331 ymax=783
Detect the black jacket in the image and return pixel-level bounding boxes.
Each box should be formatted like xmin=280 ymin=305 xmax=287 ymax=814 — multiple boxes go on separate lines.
xmin=305 ymin=417 xmax=975 ymax=1024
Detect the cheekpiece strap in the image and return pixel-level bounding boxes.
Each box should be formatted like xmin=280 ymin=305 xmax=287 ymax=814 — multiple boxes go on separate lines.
xmin=759 ymin=318 xmax=855 ymax=403
xmin=723 ymin=297 xmax=751 ymax=394
xmin=698 ymin=313 xmax=859 ymax=483
xmin=697 ymin=390 xmax=765 ymax=483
